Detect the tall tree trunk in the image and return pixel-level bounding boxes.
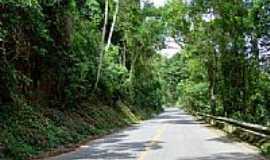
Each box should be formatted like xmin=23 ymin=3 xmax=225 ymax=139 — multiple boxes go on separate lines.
xmin=209 ymin=52 xmax=217 ymax=115
xmin=94 ymin=0 xmax=109 ymax=91
xmin=106 ymin=0 xmax=119 ymax=49
xmin=128 ymin=53 xmax=139 ymax=98
xmin=122 ymin=43 xmax=126 ymax=66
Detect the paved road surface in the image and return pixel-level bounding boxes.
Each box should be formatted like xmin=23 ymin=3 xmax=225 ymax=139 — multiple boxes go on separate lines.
xmin=48 ymin=108 xmax=265 ymax=160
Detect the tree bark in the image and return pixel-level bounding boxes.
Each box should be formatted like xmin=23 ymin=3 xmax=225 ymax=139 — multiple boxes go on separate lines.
xmin=209 ymin=50 xmax=217 ymax=115
xmin=106 ymin=0 xmax=119 ymax=49
xmin=94 ymin=0 xmax=109 ymax=91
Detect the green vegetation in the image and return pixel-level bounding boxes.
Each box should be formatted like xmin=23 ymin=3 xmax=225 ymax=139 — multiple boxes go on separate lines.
xmin=0 ymin=100 xmax=157 ymax=159
xmin=1 ymin=0 xmax=270 ymax=159
xmin=163 ymin=0 xmax=270 ymax=125
xmin=160 ymin=0 xmax=270 ymax=154
xmin=0 ymin=0 xmax=163 ymax=159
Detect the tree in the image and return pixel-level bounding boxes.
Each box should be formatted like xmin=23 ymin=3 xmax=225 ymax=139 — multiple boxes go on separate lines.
xmin=163 ymin=0 xmax=270 ymax=124
xmin=94 ymin=0 xmax=109 ymax=91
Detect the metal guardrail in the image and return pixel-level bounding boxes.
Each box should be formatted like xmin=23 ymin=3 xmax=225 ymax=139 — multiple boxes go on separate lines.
xmin=197 ymin=113 xmax=270 ymax=135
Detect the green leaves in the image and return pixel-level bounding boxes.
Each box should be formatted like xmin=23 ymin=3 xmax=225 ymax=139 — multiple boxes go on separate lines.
xmin=162 ymin=0 xmax=270 ymax=126
xmin=0 ymin=0 xmax=166 ymax=159
xmin=80 ymin=0 xmax=101 ymax=23
xmin=163 ymin=0 xmax=190 ymax=40
xmin=0 ymin=0 xmax=39 ymax=7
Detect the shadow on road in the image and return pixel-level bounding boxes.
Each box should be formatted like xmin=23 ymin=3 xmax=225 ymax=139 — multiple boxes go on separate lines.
xmin=157 ymin=113 xmax=187 ymax=120
xmin=99 ymin=126 xmax=140 ymax=144
xmin=67 ymin=140 xmax=164 ymax=160
xmin=206 ymin=135 xmax=241 ymax=144
xmin=177 ymin=152 xmax=264 ymax=160
xmin=155 ymin=109 xmax=205 ymax=125
xmin=55 ymin=125 xmax=165 ymax=160
xmin=162 ymin=119 xmax=205 ymax=125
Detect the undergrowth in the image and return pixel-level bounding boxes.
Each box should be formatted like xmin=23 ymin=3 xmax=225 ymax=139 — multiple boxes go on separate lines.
xmin=0 ymin=99 xmax=160 ymax=160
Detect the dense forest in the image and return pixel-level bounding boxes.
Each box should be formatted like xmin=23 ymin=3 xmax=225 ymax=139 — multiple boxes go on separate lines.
xmin=0 ymin=0 xmax=164 ymax=159
xmin=0 ymin=0 xmax=270 ymax=159
xmin=163 ymin=0 xmax=270 ymax=125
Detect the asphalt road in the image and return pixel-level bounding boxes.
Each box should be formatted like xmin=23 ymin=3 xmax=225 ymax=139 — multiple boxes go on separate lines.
xmin=48 ymin=108 xmax=266 ymax=160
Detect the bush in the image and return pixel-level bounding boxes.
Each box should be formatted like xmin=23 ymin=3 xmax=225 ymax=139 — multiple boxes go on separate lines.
xmin=178 ymin=80 xmax=209 ymax=112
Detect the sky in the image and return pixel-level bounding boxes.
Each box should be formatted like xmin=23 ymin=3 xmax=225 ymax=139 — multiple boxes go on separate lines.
xmin=141 ymin=0 xmax=167 ymax=7
xmin=149 ymin=0 xmax=167 ymax=7
xmin=160 ymin=37 xmax=181 ymax=58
